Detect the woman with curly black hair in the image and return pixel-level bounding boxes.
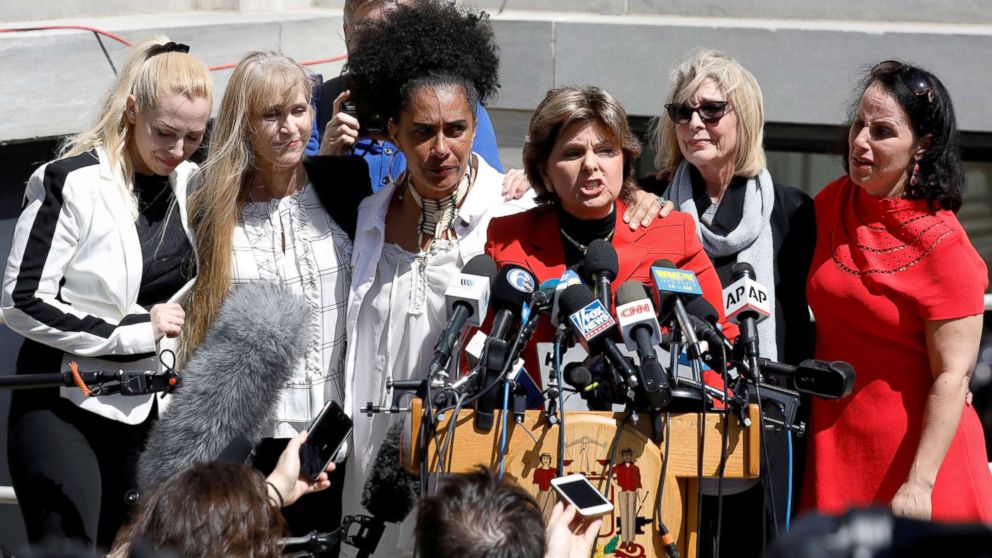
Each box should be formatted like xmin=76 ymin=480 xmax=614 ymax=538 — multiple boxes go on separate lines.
xmin=802 ymin=61 xmax=992 ymax=521
xmin=340 ymin=1 xmax=524 ymax=528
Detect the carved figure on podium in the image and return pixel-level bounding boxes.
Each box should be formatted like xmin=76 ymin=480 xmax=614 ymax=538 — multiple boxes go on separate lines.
xmin=614 ymin=448 xmax=642 ymax=550
xmin=532 ymin=453 xmax=557 ymax=521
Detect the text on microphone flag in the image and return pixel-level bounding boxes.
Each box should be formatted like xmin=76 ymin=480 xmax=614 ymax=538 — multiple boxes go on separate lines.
xmin=651 ymin=267 xmax=703 ymax=296
xmin=569 ymin=299 xmax=616 ymax=340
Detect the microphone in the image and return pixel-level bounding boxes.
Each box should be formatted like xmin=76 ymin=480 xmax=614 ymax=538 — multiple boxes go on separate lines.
xmin=476 ymin=265 xmax=537 ymax=430
xmin=615 ymin=282 xmax=672 ymax=410
xmin=427 ymin=255 xmax=498 ymax=377
xmin=760 ymin=358 xmax=856 ymax=400
xmin=650 ymin=259 xmax=705 ymax=359
xmin=557 ymin=283 xmax=640 ymax=392
xmin=137 ymin=283 xmax=310 ymax=490
xmin=684 ymin=297 xmax=733 ymax=352
xmin=530 ymin=278 xmax=559 ymax=314
xmin=551 ymin=268 xmax=583 ymax=328
xmin=584 ymin=239 xmax=619 ymax=312
xmin=563 ymin=363 xmax=600 ymax=393
xmin=723 ymin=262 xmax=770 ymax=365
xmin=362 ymin=420 xmax=420 ymax=523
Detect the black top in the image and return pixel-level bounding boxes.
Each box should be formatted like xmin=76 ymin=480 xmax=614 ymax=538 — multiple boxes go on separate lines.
xmin=557 ymin=204 xmax=617 ymax=268
xmin=640 ymin=169 xmax=817 ymax=364
xmin=133 ymin=172 xmax=194 ymax=309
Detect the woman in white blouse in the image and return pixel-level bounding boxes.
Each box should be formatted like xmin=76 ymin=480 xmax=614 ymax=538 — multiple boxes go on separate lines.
xmin=181 ymin=51 xmax=368 ymax=538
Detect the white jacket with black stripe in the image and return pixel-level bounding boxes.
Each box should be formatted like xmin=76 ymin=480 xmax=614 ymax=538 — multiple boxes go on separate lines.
xmin=1 ymin=147 xmax=196 ymax=424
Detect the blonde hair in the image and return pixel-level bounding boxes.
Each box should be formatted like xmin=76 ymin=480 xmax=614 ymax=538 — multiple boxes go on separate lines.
xmin=650 ymin=48 xmax=766 ymax=178
xmin=522 ymin=86 xmax=641 ymax=204
xmin=182 ymin=51 xmax=312 ymax=360
xmin=62 ymin=37 xmax=213 ymax=220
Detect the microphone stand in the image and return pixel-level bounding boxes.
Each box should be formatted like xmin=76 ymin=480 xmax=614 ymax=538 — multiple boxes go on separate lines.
xmin=552 ymin=325 xmax=567 ymax=477
xmin=0 ymin=368 xmax=182 ymax=396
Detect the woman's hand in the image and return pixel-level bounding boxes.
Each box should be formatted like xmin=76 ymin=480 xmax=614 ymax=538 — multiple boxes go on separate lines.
xmin=502 ymin=168 xmax=533 ymax=201
xmin=891 ymin=479 xmax=933 ymax=520
xmin=318 ymin=90 xmax=360 ymax=156
xmin=266 ymin=430 xmax=335 ymax=508
xmin=544 ymin=502 xmax=602 ymax=558
xmin=892 ymin=314 xmax=982 ymax=520
xmin=150 ymin=303 xmax=185 ymax=341
xmin=623 ymin=190 xmax=674 ymax=231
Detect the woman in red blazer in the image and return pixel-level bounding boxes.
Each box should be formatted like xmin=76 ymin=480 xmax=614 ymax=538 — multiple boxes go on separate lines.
xmin=485 ymin=86 xmax=734 ymax=385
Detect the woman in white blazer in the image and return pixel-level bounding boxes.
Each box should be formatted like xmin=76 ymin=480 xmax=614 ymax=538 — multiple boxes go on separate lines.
xmin=1 ymin=38 xmax=212 ymax=549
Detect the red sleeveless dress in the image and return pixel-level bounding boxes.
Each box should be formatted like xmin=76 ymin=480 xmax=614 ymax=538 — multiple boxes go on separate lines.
xmin=801 ymin=176 xmax=992 ymax=522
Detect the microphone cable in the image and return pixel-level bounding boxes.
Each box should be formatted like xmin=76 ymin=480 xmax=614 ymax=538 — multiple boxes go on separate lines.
xmin=786 ymin=430 xmax=793 ymax=531
xmin=713 ymin=341 xmax=731 ymax=558
xmin=691 ymin=355 xmax=706 ymax=558
xmin=654 ymin=410 xmax=678 ymax=558
xmin=498 ymin=377 xmax=510 ymax=479
xmin=553 ymin=326 xmax=567 ymax=477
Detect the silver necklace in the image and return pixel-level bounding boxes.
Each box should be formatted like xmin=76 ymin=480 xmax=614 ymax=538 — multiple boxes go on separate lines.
xmin=559 ymin=227 xmax=615 ymax=254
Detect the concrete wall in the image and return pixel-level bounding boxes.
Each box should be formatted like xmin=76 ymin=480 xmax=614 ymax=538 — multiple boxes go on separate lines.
xmin=4 ymin=5 xmax=992 ymax=145
xmin=0 ymin=9 xmax=348 ymax=143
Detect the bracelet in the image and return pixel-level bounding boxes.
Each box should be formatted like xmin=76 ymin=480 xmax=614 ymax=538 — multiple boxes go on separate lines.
xmin=265 ymin=481 xmax=285 ymax=508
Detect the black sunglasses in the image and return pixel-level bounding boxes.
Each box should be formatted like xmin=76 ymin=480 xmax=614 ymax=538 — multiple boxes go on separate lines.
xmin=872 ymin=60 xmax=933 ymax=102
xmin=664 ymin=101 xmax=730 ymax=125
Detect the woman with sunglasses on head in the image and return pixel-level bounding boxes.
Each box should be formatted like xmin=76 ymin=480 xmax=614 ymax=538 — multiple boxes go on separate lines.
xmin=802 ymin=61 xmax=992 ymax=522
xmin=1 ymin=39 xmax=212 ymax=548
xmin=643 ymin=48 xmax=816 ymax=556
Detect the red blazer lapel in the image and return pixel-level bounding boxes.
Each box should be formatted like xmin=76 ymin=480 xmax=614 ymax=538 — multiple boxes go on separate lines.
xmin=613 ymin=200 xmax=652 ymax=285
xmin=522 ymin=206 xmax=568 ymax=280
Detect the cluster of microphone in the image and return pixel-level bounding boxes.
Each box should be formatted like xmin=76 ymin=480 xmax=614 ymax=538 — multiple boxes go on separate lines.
xmin=408 ymin=240 xmax=855 ymax=427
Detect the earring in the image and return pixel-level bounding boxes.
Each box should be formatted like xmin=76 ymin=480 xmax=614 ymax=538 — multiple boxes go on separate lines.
xmin=910 ymin=161 xmax=922 ymax=186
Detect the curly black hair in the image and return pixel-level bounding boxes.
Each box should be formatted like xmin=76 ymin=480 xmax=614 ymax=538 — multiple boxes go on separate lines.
xmin=345 ymin=0 xmax=500 ymax=123
xmin=844 ymin=61 xmax=965 ymax=212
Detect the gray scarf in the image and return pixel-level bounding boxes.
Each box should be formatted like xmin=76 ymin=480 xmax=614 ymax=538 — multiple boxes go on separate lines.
xmin=664 ymin=161 xmax=778 ymax=360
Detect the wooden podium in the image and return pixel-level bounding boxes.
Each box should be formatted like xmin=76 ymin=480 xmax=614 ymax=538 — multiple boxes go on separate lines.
xmin=404 ymin=400 xmax=760 ymax=558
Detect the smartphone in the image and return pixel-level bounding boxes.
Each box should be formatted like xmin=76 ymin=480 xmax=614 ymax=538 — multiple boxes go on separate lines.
xmin=550 ymin=474 xmax=614 ymax=516
xmin=299 ymin=400 xmax=353 ymax=482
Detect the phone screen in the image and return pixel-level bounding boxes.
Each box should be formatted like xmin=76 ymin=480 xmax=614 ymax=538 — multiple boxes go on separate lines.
xmin=555 ymin=478 xmax=611 ymax=509
xmin=299 ymin=401 xmax=353 ymax=481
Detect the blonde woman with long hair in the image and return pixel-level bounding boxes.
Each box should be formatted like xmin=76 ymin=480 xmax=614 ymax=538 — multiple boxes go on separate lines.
xmin=1 ymin=38 xmax=212 ymax=548
xmin=182 ymin=51 xmax=368 ymax=538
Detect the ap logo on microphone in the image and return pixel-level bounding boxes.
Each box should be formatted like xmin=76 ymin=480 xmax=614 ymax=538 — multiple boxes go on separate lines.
xmin=569 ymin=300 xmax=615 ymax=340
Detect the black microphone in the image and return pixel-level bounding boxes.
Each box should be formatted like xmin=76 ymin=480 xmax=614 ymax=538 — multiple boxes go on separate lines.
xmin=760 ymin=358 xmax=856 ymax=400
xmin=615 ymin=281 xmax=672 ymax=410
xmin=137 ymin=283 xmax=310 ymax=490
xmin=584 ymin=239 xmax=619 ymax=313
xmin=563 ymin=363 xmax=599 ymax=393
xmin=557 ymin=283 xmax=640 ymax=392
xmin=650 ymin=259 xmax=705 ymax=360
xmin=362 ymin=420 xmax=420 ymax=523
xmin=684 ymin=296 xmax=733 ymax=352
xmin=427 ymin=255 xmax=498 ymax=378
xmin=476 ymin=265 xmax=537 ymax=430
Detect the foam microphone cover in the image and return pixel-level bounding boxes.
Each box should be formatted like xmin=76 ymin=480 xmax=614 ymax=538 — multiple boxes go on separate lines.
xmin=584 ymin=239 xmax=619 ymax=281
xmin=684 ymin=296 xmax=719 ymax=324
xmin=557 ymin=283 xmax=598 ymax=318
xmin=731 ymin=261 xmax=757 ymax=281
xmin=491 ymin=264 xmax=536 ymax=312
xmin=615 ymin=281 xmax=650 ymax=307
xmin=361 ymin=420 xmax=420 ymax=522
xmin=462 ymin=254 xmax=499 ymax=284
xmin=137 ymin=283 xmax=310 ymax=490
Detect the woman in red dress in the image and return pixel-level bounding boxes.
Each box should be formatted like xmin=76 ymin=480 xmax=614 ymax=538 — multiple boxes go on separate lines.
xmin=802 ymin=61 xmax=992 ymax=522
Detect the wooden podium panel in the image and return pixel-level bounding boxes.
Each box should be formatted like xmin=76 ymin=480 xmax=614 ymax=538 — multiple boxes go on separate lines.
xmin=405 ymin=400 xmax=760 ymax=558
